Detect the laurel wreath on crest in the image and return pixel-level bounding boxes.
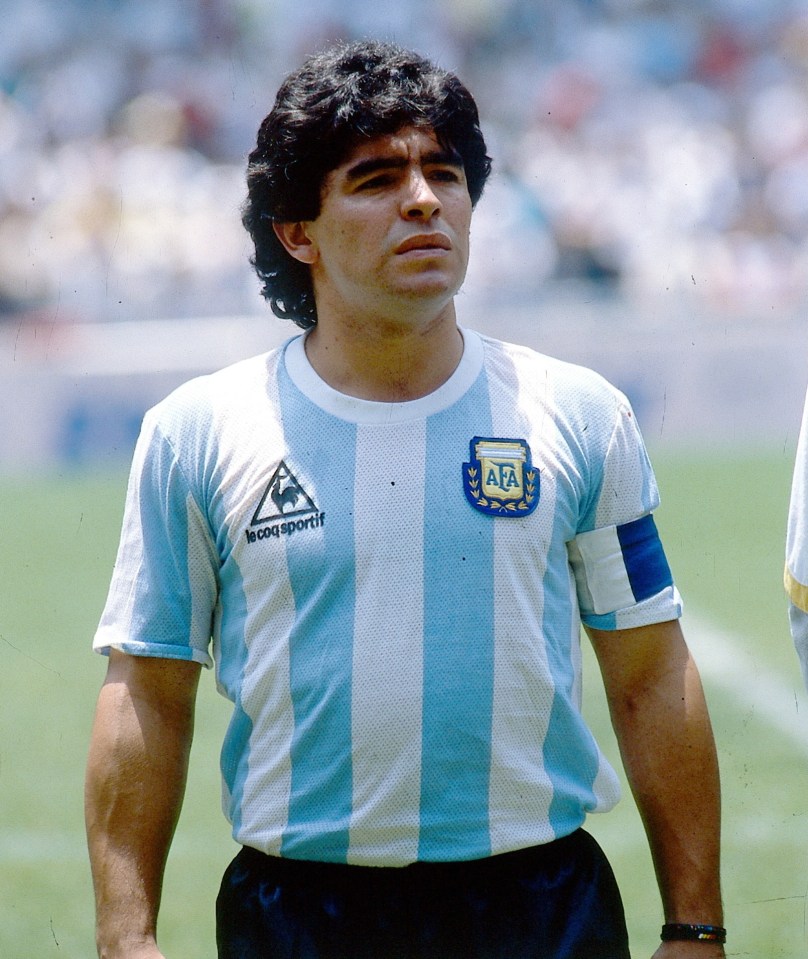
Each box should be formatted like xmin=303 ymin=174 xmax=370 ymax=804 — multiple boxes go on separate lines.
xmin=465 ymin=467 xmax=538 ymax=514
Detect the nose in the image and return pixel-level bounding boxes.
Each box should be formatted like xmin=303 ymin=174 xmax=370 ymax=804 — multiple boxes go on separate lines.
xmin=401 ymin=169 xmax=441 ymax=220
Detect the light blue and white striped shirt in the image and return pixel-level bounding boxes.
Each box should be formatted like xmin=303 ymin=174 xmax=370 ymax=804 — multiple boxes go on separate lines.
xmin=95 ymin=328 xmax=680 ymax=865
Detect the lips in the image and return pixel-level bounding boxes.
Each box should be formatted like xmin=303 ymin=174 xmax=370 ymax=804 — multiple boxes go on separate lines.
xmin=395 ymin=234 xmax=452 ymax=254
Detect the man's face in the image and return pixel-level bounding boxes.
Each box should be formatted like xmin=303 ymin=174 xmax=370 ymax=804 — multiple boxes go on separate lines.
xmin=288 ymin=126 xmax=473 ymax=324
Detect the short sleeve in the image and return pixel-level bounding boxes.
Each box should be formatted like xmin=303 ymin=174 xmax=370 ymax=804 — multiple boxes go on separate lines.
xmin=786 ymin=388 xmax=808 ymax=613
xmin=93 ymin=409 xmax=218 ymax=666
xmin=568 ymin=393 xmax=681 ymax=631
xmin=786 ymin=387 xmax=808 ymax=688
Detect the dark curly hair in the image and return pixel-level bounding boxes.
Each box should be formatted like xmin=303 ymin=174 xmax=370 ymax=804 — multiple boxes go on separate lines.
xmin=242 ymin=39 xmax=492 ymax=330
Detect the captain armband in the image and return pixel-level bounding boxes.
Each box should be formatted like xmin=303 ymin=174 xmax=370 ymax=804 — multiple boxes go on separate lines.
xmin=568 ymin=513 xmax=674 ymax=616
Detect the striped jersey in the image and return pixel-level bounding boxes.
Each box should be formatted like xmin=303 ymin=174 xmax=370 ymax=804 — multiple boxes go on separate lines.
xmin=94 ymin=328 xmax=681 ymax=866
xmin=786 ymin=386 xmax=808 ymax=690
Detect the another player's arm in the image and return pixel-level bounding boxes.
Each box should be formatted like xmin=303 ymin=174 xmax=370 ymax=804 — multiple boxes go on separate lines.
xmin=85 ymin=649 xmax=202 ymax=959
xmin=587 ymin=619 xmax=724 ymax=959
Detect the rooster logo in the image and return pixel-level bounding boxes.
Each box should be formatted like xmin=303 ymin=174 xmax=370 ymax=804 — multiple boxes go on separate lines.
xmin=271 ymin=475 xmax=301 ymax=514
xmin=251 ymin=461 xmax=318 ymax=525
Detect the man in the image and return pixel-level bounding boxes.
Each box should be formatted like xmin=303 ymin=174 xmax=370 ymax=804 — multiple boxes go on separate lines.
xmin=786 ymin=387 xmax=808 ymax=690
xmin=85 ymin=40 xmax=725 ymax=958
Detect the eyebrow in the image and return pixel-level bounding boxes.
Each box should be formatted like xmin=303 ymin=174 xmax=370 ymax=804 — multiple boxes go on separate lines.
xmin=343 ymin=148 xmax=464 ymax=183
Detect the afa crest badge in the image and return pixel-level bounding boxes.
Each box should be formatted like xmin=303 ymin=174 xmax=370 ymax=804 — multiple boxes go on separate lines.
xmin=463 ymin=437 xmax=539 ymax=517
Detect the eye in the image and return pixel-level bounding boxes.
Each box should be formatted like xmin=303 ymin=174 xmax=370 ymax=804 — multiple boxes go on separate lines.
xmin=356 ymin=172 xmax=396 ymax=190
xmin=428 ymin=167 xmax=463 ymax=183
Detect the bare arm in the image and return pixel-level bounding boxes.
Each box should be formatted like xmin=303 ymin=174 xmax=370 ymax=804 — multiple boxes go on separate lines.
xmin=85 ymin=649 xmax=202 ymax=959
xmin=587 ymin=619 xmax=724 ymax=959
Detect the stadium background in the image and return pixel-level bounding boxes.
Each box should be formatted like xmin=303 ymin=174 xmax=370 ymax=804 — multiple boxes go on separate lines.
xmin=2 ymin=0 xmax=808 ymax=956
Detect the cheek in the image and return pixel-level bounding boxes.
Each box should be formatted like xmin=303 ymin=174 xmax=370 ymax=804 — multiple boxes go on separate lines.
xmin=454 ymin=213 xmax=472 ymax=254
xmin=450 ymin=199 xmax=472 ymax=237
xmin=336 ymin=215 xmax=379 ymax=246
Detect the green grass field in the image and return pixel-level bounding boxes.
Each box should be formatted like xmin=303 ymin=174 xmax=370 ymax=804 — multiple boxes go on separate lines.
xmin=1 ymin=449 xmax=805 ymax=957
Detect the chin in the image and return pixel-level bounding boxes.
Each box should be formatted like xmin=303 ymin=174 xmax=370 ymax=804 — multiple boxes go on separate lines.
xmin=400 ymin=271 xmax=464 ymax=299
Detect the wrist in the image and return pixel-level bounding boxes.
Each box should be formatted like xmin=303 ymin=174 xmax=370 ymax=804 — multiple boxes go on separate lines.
xmin=661 ymin=923 xmax=726 ymax=945
xmin=96 ymin=929 xmax=161 ymax=959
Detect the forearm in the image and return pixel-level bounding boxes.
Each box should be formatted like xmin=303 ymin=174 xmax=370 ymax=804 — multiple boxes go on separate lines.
xmin=85 ymin=654 xmax=199 ymax=958
xmin=613 ymin=651 xmax=723 ymax=925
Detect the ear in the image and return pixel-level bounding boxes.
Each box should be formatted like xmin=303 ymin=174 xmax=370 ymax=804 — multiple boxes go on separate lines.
xmin=272 ymin=221 xmax=318 ymax=265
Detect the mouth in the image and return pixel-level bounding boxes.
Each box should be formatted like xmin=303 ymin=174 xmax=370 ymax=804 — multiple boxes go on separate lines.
xmin=395 ymin=234 xmax=452 ymax=255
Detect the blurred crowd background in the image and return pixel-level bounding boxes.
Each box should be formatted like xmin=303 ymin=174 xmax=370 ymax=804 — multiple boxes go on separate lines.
xmin=2 ymin=0 xmax=808 ymax=329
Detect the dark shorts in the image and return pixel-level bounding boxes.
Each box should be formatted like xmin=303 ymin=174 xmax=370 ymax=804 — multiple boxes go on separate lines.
xmin=216 ymin=829 xmax=630 ymax=959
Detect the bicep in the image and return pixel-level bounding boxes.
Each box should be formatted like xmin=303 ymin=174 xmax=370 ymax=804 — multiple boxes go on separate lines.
xmin=96 ymin=649 xmax=202 ymax=740
xmin=104 ymin=647 xmax=202 ymax=695
xmin=586 ymin=619 xmax=690 ymax=707
xmin=88 ymin=651 xmax=202 ymax=816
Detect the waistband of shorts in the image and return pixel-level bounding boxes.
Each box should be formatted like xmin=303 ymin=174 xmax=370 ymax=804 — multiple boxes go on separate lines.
xmin=237 ymin=829 xmax=590 ymax=877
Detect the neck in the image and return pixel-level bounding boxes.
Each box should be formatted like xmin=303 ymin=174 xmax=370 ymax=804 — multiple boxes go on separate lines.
xmin=304 ymin=304 xmax=463 ymax=402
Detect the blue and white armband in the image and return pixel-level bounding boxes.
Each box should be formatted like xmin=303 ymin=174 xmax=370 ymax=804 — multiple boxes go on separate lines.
xmin=567 ymin=513 xmax=681 ymax=630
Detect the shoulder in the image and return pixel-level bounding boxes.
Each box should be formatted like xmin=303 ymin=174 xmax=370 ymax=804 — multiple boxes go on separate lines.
xmin=476 ymin=331 xmax=630 ymax=414
xmin=131 ymin=343 xmax=293 ymax=478
xmin=145 ymin=341 xmax=290 ymax=434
